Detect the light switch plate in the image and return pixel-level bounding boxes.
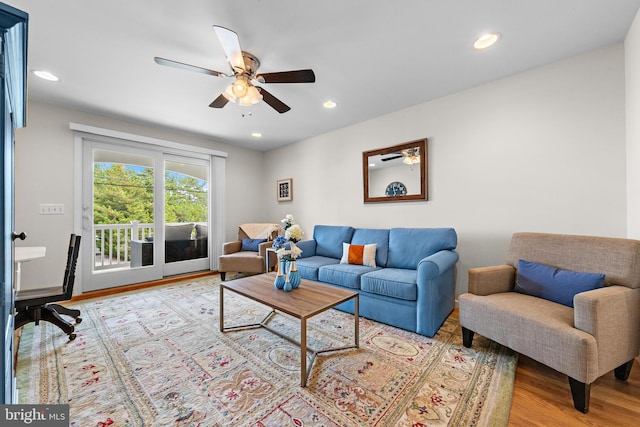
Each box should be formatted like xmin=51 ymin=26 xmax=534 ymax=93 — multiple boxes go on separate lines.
xmin=39 ymin=204 xmax=64 ymax=215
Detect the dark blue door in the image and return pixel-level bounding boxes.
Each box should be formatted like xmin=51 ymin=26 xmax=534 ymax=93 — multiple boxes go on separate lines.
xmin=0 ymin=2 xmax=28 ymax=404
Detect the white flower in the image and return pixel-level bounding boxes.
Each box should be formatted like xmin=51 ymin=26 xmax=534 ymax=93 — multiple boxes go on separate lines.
xmin=281 ymin=214 xmax=295 ymax=230
xmin=285 ymin=224 xmax=303 ymax=243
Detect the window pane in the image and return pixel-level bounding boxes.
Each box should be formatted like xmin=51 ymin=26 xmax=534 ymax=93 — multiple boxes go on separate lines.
xmin=164 ymin=160 xmax=208 ymax=263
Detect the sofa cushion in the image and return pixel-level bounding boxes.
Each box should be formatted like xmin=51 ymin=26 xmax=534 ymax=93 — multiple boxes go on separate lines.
xmin=340 ymin=243 xmax=377 ymax=267
xmin=361 ymin=268 xmax=417 ymax=301
xmin=387 ymin=228 xmax=457 ymax=269
xmin=318 ymin=263 xmax=377 ymax=289
xmin=240 ymin=238 xmax=267 ymax=252
xmin=313 ymin=225 xmax=355 ymax=259
xmin=350 ymin=228 xmax=390 ymax=267
xmin=165 ymin=223 xmax=194 ymax=241
xmin=195 ymin=224 xmax=208 ymax=239
xmin=296 ymin=256 xmax=340 ymax=281
xmin=515 ymin=259 xmax=605 ymax=307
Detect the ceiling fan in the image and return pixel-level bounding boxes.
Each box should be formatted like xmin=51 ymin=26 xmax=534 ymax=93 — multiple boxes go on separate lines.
xmin=154 ymin=25 xmax=315 ymax=114
xmin=381 ymin=148 xmax=421 ymax=164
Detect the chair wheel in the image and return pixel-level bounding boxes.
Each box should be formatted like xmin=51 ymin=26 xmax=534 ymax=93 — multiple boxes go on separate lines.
xmin=69 ymin=333 xmax=76 ymax=340
xmin=75 ymin=317 xmax=82 ymax=324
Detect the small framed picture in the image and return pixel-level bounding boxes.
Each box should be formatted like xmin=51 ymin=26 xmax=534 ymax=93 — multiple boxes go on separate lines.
xmin=277 ymin=178 xmax=293 ymax=202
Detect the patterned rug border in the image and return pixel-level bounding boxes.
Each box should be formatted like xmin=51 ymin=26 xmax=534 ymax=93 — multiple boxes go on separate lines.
xmin=17 ymin=276 xmax=518 ymax=426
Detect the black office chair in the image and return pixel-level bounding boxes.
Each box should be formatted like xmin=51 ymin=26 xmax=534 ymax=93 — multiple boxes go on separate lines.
xmin=15 ymin=234 xmax=82 ymax=340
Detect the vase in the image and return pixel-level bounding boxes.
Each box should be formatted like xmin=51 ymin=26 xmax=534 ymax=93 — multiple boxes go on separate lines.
xmin=274 ymin=259 xmax=286 ymax=290
xmin=288 ymin=260 xmax=301 ymax=289
xmin=283 ymin=275 xmax=292 ymax=292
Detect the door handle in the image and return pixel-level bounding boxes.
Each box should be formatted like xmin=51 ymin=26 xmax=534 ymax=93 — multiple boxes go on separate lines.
xmin=11 ymin=231 xmax=26 ymax=241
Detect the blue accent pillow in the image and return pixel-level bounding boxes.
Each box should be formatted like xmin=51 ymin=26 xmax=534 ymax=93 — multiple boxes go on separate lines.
xmin=515 ymin=259 xmax=605 ymax=307
xmin=241 ymin=238 xmax=267 ymax=252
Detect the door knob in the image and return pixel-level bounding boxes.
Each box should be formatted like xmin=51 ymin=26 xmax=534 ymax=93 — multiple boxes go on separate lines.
xmin=11 ymin=231 xmax=26 ymax=241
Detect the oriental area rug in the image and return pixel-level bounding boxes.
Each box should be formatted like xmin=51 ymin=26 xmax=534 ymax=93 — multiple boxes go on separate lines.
xmin=16 ymin=276 xmax=517 ymax=426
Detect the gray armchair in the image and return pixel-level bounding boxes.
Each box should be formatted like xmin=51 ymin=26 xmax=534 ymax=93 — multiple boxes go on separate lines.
xmin=459 ymin=232 xmax=640 ymax=413
xmin=218 ymin=223 xmax=279 ymax=280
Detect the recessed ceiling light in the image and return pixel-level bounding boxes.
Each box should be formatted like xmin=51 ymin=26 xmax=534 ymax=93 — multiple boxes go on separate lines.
xmin=251 ymin=132 xmax=262 ymax=138
xmin=473 ymin=32 xmax=500 ymax=50
xmin=33 ymin=70 xmax=60 ymax=82
xmin=323 ymin=100 xmax=337 ymax=109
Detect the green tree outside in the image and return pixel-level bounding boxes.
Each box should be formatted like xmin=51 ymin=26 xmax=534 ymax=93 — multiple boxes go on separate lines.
xmin=93 ymin=163 xmax=207 ymax=260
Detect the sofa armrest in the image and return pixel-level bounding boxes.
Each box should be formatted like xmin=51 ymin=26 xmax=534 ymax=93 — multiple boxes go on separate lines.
xmin=223 ymin=240 xmax=241 ymax=255
xmin=415 ymin=250 xmax=459 ymax=336
xmin=295 ymin=239 xmax=316 ymax=259
xmin=574 ymin=286 xmax=640 ymax=372
xmin=417 ymin=250 xmax=459 ymax=280
xmin=468 ymin=265 xmax=515 ymax=295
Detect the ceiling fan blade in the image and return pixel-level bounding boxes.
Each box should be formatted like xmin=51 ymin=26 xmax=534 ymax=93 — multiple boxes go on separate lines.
xmin=209 ymin=94 xmax=229 ymax=108
xmin=258 ymin=87 xmax=291 ymax=113
xmin=154 ymin=57 xmax=225 ymax=77
xmin=257 ymin=69 xmax=316 ymax=84
xmin=213 ymin=25 xmax=245 ymax=73
xmin=381 ymin=155 xmax=403 ymax=161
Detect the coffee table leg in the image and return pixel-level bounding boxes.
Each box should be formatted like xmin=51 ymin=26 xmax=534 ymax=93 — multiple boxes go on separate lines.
xmin=354 ymin=294 xmax=359 ymax=348
xmin=219 ymin=286 xmax=224 ymax=332
xmin=301 ymin=317 xmax=307 ymax=387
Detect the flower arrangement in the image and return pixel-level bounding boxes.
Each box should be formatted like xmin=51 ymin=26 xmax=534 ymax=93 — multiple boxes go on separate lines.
xmin=273 ymin=214 xmax=303 ymax=261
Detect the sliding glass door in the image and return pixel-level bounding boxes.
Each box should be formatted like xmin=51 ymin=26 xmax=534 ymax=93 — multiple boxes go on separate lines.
xmin=80 ymin=140 xmax=212 ymax=291
xmin=163 ymin=155 xmax=209 ymax=276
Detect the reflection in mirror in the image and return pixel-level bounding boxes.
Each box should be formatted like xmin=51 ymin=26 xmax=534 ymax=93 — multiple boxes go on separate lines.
xmin=363 ymin=139 xmax=427 ymax=203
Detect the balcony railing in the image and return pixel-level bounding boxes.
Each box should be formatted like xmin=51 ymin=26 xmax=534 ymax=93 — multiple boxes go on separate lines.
xmin=93 ymin=221 xmax=206 ymax=270
xmin=94 ymin=221 xmax=154 ymax=270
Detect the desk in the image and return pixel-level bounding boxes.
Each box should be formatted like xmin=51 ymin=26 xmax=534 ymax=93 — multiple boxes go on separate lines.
xmin=14 ymin=246 xmax=46 ymax=290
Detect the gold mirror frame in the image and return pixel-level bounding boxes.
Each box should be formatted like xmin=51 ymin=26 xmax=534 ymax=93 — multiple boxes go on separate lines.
xmin=363 ymin=138 xmax=427 ymax=203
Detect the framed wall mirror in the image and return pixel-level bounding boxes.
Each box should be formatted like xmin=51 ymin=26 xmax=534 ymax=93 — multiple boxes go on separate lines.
xmin=363 ymin=138 xmax=427 ymax=203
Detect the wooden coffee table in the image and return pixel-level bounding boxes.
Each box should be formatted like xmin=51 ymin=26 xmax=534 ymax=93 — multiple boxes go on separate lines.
xmin=220 ymin=272 xmax=359 ymax=387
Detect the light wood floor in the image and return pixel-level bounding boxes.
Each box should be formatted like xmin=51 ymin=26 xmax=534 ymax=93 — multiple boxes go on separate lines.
xmin=450 ymin=307 xmax=640 ymax=426
xmin=71 ymin=273 xmax=640 ymax=426
xmin=509 ymin=356 xmax=640 ymax=426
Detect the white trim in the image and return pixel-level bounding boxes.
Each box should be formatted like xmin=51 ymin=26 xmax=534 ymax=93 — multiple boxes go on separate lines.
xmin=69 ymin=122 xmax=228 ymax=158
xmin=73 ymin=134 xmax=84 ymax=293
xmin=210 ymin=155 xmax=226 ymax=271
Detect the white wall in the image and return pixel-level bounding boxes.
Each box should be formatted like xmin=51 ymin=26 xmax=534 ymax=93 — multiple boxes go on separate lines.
xmin=264 ymin=44 xmax=627 ymax=296
xmin=14 ymin=102 xmax=268 ymax=289
xmin=627 ymin=10 xmax=640 ymax=239
xmin=14 ymin=43 xmax=629 ymax=298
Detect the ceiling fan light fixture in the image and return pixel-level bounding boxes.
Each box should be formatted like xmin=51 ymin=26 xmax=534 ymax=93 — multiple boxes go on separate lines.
xmin=222 ymin=84 xmax=237 ymax=102
xmin=402 ymin=147 xmax=420 ymax=165
xmin=237 ymin=85 xmax=263 ymax=106
xmin=403 ymin=155 xmax=420 ymax=165
xmin=231 ymin=76 xmax=249 ymax=98
xmin=247 ymin=85 xmax=262 ymax=104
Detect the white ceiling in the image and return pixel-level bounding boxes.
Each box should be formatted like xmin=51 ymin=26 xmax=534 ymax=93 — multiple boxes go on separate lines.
xmin=7 ymin=0 xmax=640 ymax=151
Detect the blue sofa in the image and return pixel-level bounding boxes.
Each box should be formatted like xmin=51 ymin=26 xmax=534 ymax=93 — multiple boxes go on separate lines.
xmin=295 ymin=225 xmax=459 ymax=337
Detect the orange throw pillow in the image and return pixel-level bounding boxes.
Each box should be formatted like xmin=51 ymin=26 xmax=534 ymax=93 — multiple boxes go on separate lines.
xmin=340 ymin=243 xmax=377 ymax=267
